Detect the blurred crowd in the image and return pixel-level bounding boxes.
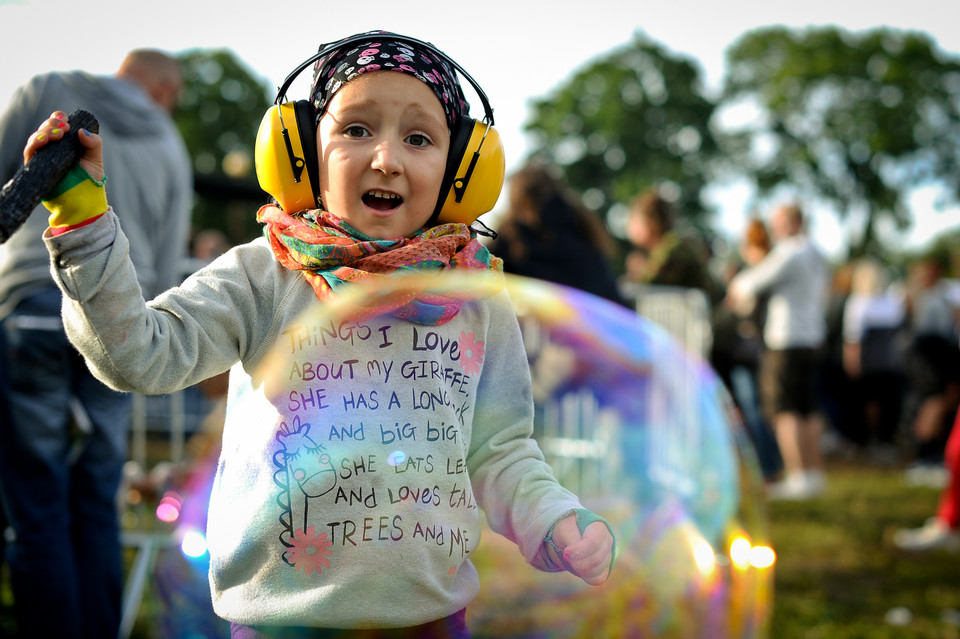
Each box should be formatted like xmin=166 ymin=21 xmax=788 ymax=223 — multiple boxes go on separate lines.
xmin=489 ymin=161 xmax=960 ymax=507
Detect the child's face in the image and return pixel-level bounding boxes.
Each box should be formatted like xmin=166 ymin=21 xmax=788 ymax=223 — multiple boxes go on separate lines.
xmin=316 ymin=71 xmax=451 ymax=238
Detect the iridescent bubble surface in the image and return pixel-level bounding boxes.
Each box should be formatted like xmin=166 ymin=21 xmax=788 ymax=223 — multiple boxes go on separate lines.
xmin=148 ymin=271 xmax=772 ymax=638
xmin=467 ymin=274 xmax=772 ymax=639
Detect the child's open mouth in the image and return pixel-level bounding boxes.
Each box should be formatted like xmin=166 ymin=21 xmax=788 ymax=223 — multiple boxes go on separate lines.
xmin=362 ymin=190 xmax=402 ymax=212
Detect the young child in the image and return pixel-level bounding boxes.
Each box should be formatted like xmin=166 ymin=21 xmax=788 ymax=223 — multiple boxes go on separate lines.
xmin=25 ymin=31 xmax=614 ymax=638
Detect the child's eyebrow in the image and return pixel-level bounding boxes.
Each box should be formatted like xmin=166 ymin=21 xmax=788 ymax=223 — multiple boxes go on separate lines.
xmin=329 ymin=100 xmax=448 ymax=131
xmin=401 ymin=106 xmax=448 ymax=131
xmin=326 ymin=99 xmax=377 ymax=119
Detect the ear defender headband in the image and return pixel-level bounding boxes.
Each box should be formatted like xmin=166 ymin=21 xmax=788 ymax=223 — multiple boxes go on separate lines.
xmin=254 ymin=32 xmax=505 ymax=227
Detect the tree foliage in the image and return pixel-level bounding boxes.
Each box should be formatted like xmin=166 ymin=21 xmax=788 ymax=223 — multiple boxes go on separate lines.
xmin=524 ymin=32 xmax=719 ymax=229
xmin=174 ymin=49 xmax=273 ymax=243
xmin=719 ymin=26 xmax=960 ymax=258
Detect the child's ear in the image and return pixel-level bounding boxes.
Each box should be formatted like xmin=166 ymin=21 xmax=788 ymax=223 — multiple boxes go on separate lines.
xmin=255 ymin=100 xmax=320 ymax=212
xmin=432 ymin=119 xmax=505 ymax=226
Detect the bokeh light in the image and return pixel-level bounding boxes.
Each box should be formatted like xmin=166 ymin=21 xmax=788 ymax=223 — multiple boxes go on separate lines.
xmin=730 ymin=536 xmax=753 ymax=570
xmin=155 ymin=491 xmax=182 ymax=523
xmin=387 ymin=450 xmax=408 ymax=466
xmin=180 ymin=529 xmax=209 ymax=559
xmin=749 ymin=545 xmax=776 ymax=570
xmin=155 ymin=271 xmax=772 ymax=638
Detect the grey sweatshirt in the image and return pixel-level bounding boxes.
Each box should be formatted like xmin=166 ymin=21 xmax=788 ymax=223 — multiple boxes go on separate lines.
xmin=45 ymin=210 xmax=582 ymax=628
xmin=0 ymin=70 xmax=192 ymax=316
xmin=730 ymin=234 xmax=828 ymax=350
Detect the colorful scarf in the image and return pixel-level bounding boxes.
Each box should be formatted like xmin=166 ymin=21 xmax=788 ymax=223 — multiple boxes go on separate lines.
xmin=258 ymin=205 xmax=504 ymax=325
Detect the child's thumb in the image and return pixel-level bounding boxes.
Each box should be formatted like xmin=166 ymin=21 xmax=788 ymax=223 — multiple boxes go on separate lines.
xmin=78 ymin=128 xmax=105 ymax=182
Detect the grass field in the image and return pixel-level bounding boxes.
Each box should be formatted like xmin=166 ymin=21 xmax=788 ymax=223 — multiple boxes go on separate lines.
xmin=765 ymin=458 xmax=960 ymax=639
xmin=462 ymin=454 xmax=960 ymax=639
xmin=2 ymin=456 xmax=958 ymax=638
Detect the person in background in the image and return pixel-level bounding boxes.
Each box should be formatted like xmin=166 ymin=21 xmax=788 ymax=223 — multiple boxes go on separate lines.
xmin=0 ymin=49 xmax=192 ymax=639
xmin=622 ymin=187 xmax=723 ymax=307
xmin=713 ymin=218 xmax=783 ymax=483
xmin=727 ymin=203 xmax=830 ymax=500
xmin=488 ymin=162 xmax=626 ymax=306
xmin=815 ymin=261 xmax=857 ymax=457
xmin=899 ymin=254 xmax=960 ymax=482
xmin=188 ymin=227 xmax=232 ymax=272
xmin=894 ymin=404 xmax=960 ymax=552
xmin=840 ymin=258 xmax=907 ymax=459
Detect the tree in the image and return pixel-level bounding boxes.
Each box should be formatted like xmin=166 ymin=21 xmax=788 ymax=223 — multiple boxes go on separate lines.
xmin=174 ymin=49 xmax=273 ymax=244
xmin=719 ymin=26 xmax=960 ymax=259
xmin=524 ymin=32 xmax=719 ymax=231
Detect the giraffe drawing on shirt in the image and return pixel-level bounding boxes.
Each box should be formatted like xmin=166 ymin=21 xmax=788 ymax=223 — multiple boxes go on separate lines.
xmin=273 ymin=415 xmax=337 ymax=574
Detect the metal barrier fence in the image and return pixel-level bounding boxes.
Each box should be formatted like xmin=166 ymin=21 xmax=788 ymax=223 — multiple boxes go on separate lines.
xmin=521 ymin=284 xmax=716 ymax=502
xmin=621 ymin=283 xmax=713 ymax=358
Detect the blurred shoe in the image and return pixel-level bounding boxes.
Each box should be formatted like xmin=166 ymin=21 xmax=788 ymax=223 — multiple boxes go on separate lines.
xmin=884 ymin=606 xmax=913 ymax=626
xmin=767 ymin=471 xmax=826 ymax=501
xmin=894 ymin=517 xmax=960 ymax=552
xmin=942 ymin=608 xmax=960 ymax=628
xmin=904 ymin=463 xmax=949 ymax=489
xmin=805 ymin=469 xmax=826 ymax=493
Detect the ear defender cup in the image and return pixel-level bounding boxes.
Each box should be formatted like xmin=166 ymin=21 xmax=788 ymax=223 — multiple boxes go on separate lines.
xmin=255 ymin=100 xmax=319 ymax=213
xmin=432 ymin=119 xmax=505 ymax=226
xmin=255 ymin=32 xmax=504 ymax=224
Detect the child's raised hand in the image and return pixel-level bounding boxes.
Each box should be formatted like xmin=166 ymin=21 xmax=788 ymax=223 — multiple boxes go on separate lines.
xmin=548 ymin=512 xmax=615 ymax=586
xmin=24 ymin=111 xmax=104 ymax=181
xmin=24 ymin=111 xmax=109 ymax=231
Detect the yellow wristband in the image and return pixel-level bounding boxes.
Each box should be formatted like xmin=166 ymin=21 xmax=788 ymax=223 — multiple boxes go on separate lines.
xmin=43 ymin=164 xmax=108 ymax=229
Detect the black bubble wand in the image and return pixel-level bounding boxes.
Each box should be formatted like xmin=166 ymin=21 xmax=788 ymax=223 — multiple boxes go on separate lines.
xmin=0 ymin=108 xmax=100 ymax=243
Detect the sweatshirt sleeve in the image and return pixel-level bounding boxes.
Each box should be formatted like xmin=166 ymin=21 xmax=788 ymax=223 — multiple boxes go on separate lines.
xmin=465 ymin=289 xmax=583 ymax=571
xmin=44 ymin=209 xmax=281 ymax=394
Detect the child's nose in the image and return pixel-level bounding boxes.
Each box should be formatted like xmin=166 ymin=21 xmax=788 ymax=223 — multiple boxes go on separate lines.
xmin=371 ymin=139 xmax=403 ymax=175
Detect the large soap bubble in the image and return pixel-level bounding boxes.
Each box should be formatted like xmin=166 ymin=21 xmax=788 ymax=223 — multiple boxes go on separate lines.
xmin=466 ymin=275 xmax=773 ymax=639
xmin=142 ymin=270 xmax=772 ymax=638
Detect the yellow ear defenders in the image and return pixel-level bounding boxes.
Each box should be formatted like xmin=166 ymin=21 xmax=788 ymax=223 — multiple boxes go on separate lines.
xmin=254 ymin=33 xmax=505 ymax=227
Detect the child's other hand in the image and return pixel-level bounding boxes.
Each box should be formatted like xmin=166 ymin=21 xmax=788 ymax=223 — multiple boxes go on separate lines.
xmin=24 ymin=111 xmax=104 ymax=181
xmin=550 ymin=513 xmax=614 ymax=586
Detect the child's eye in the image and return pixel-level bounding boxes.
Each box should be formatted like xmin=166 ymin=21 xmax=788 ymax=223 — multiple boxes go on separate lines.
xmin=405 ymin=133 xmax=432 ymax=148
xmin=345 ymin=125 xmax=370 ymax=138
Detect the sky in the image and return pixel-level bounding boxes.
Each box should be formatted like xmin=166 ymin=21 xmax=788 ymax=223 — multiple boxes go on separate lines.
xmin=2 ymin=0 xmax=959 ymax=260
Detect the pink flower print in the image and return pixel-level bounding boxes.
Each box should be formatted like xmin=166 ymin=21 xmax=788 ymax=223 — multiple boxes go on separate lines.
xmin=458 ymin=331 xmax=485 ymax=375
xmin=285 ymin=526 xmax=334 ymax=576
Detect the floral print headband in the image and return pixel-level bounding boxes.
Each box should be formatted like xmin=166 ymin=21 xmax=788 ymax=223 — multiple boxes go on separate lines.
xmin=310 ymin=31 xmax=469 ymax=131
